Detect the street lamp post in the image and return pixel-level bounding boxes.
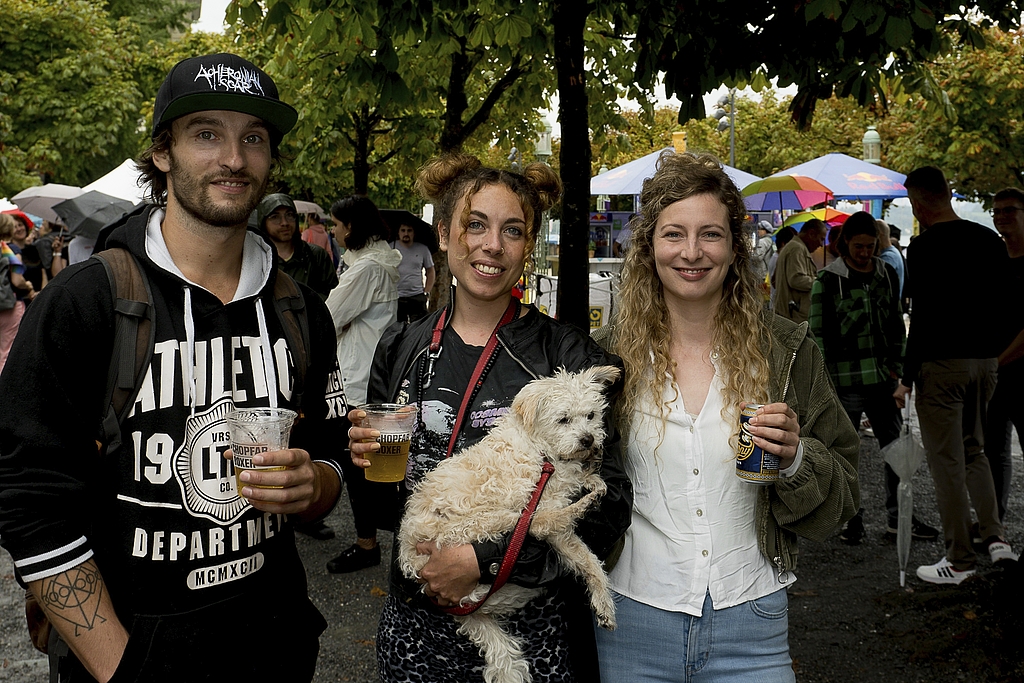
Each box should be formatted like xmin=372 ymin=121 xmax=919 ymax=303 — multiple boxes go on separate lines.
xmin=862 ymin=125 xmax=882 ymax=217
xmin=713 ymin=89 xmax=736 ymax=167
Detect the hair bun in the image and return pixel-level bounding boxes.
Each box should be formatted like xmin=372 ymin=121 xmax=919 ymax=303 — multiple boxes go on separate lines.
xmin=415 ymin=154 xmax=482 ymax=202
xmin=522 ymin=163 xmax=562 ymax=212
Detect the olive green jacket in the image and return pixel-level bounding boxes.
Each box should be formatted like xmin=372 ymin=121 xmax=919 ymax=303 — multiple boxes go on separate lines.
xmin=593 ymin=314 xmax=860 ymax=573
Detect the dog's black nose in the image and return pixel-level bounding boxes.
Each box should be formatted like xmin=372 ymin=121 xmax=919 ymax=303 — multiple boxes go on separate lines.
xmin=579 ymin=434 xmax=594 ymax=449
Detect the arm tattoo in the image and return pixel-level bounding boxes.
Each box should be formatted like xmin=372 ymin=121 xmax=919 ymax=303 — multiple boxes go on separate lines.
xmin=38 ymin=560 xmax=109 ymax=636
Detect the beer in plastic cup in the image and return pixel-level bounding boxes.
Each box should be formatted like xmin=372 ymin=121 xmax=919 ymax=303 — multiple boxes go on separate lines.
xmin=360 ymin=403 xmax=417 ymax=483
xmin=227 ymin=407 xmax=297 ymax=496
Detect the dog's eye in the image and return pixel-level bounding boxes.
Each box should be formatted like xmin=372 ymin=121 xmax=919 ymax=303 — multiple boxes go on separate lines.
xmin=587 ymin=412 xmax=595 ymax=420
xmin=557 ymin=416 xmax=571 ymax=424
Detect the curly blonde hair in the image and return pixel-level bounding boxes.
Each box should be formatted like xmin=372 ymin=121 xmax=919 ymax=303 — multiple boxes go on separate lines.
xmin=613 ymin=151 xmax=770 ymax=440
xmin=415 ymin=153 xmax=561 ymax=274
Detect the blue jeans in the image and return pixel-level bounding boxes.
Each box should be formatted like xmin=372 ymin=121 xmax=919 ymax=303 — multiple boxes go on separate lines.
xmin=595 ymin=589 xmax=795 ymax=683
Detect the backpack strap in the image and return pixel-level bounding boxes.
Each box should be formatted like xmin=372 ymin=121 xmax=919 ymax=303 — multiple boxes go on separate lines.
xmin=92 ymin=248 xmax=154 ymax=451
xmin=272 ymin=270 xmax=311 ymax=410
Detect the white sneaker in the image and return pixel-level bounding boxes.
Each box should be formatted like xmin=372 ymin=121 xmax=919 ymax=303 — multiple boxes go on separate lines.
xmin=988 ymin=541 xmax=1019 ymax=565
xmin=916 ymin=557 xmax=976 ymax=585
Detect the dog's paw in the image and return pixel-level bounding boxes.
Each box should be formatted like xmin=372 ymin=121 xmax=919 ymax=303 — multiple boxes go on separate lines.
xmin=597 ymin=612 xmax=616 ymax=631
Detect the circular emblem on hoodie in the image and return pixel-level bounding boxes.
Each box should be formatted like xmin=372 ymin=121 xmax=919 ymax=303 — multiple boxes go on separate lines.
xmin=173 ymin=398 xmax=249 ymax=524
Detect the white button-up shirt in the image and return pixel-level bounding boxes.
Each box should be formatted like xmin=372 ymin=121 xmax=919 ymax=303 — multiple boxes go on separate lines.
xmin=609 ymin=374 xmax=795 ymax=616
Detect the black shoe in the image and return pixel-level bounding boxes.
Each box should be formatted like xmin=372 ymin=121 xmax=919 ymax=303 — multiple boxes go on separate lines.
xmin=294 ymin=519 xmax=335 ymax=541
xmin=886 ymin=516 xmax=940 ymax=541
xmin=840 ymin=511 xmax=865 ymax=545
xmin=327 ymin=543 xmax=381 ymax=573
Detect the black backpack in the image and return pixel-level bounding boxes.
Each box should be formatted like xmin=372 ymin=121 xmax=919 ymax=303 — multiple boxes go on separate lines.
xmin=91 ymin=247 xmax=312 ymax=453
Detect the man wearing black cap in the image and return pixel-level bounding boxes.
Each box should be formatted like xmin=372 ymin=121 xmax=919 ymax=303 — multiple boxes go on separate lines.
xmin=0 ymin=54 xmax=345 ymax=682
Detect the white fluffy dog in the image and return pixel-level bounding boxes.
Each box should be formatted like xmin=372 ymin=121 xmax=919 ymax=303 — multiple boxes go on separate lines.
xmin=397 ymin=365 xmax=621 ymax=683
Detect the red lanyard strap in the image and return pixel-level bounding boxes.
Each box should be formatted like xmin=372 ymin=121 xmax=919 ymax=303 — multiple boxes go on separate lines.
xmin=434 ymin=297 xmax=519 ymax=459
xmin=436 ymin=460 xmax=555 ymax=616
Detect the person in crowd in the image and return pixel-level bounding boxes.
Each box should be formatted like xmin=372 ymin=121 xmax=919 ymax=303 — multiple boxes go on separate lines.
xmin=347 ymin=153 xmax=631 ymax=682
xmin=810 ymin=212 xmax=937 ymax=545
xmin=324 ymin=195 xmax=402 ymax=573
xmin=887 ymin=224 xmax=910 ymax=309
xmin=888 ymin=225 xmax=904 ymax=255
xmin=750 ymin=219 xmax=775 ymax=302
xmin=257 ymin=193 xmax=339 ymax=300
xmin=773 ymin=218 xmax=826 ymax=323
xmin=2 ymin=210 xmax=45 ymax=292
xmin=876 ymin=219 xmax=905 ymax=298
xmin=0 ymin=213 xmax=33 ymax=372
xmin=594 ymin=151 xmax=858 ymax=682
xmin=768 ymin=225 xmax=797 ymax=307
xmin=613 ymin=215 xmax=636 ymax=257
xmin=810 ymin=224 xmax=842 ymax=271
xmin=985 ymin=187 xmax=1024 ymax=522
xmin=895 ymin=166 xmax=1018 ymax=585
xmin=302 ymin=211 xmax=334 ymax=255
xmin=0 ymin=53 xmax=345 ymax=681
xmin=392 ymin=220 xmax=435 ymax=323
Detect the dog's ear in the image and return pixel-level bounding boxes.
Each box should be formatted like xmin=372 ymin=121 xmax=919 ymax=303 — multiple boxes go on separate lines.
xmin=512 ymin=382 xmax=543 ymax=432
xmin=582 ymin=365 xmax=621 ymax=387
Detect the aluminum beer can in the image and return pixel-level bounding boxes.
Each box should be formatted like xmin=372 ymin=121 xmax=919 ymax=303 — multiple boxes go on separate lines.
xmin=736 ymin=403 xmax=779 ymax=485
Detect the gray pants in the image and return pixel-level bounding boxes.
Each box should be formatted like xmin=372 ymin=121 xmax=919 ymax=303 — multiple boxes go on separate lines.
xmin=915 ymin=358 xmax=1002 ymax=570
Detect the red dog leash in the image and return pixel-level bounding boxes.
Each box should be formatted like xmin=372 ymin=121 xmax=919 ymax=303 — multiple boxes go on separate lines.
xmin=432 ymin=460 xmax=555 ymax=616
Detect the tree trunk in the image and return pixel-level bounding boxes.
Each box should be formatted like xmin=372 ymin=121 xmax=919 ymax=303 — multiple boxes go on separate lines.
xmin=552 ymin=0 xmax=592 ymax=333
xmin=352 ymin=104 xmax=372 ymax=195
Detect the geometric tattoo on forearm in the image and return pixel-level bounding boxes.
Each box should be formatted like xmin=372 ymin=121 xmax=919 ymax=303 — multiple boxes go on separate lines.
xmin=39 ymin=560 xmax=108 ymax=636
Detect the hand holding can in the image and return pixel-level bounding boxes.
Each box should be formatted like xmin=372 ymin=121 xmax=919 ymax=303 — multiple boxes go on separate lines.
xmin=736 ymin=403 xmax=780 ymax=485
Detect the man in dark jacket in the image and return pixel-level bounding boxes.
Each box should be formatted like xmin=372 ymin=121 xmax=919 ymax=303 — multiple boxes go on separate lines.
xmin=257 ymin=192 xmax=338 ymax=301
xmin=0 ymin=53 xmax=345 ymax=682
xmin=896 ymin=166 xmax=1017 ymax=585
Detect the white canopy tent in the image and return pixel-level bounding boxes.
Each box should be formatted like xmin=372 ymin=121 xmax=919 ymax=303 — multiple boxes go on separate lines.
xmin=83 ymin=159 xmax=147 ymax=205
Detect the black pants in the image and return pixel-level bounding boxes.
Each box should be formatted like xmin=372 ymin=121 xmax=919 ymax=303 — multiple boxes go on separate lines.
xmin=339 ymin=449 xmax=400 ymax=537
xmin=49 ymin=594 xmax=323 ymax=682
xmin=838 ymin=381 xmax=902 ymax=517
xmin=984 ymin=362 xmax=1024 ymax=522
xmin=396 ymin=294 xmax=428 ymax=324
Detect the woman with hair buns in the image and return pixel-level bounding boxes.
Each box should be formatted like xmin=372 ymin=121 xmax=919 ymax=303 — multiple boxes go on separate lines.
xmin=593 ymin=151 xmax=859 ymax=682
xmin=347 ymin=153 xmax=631 ymax=682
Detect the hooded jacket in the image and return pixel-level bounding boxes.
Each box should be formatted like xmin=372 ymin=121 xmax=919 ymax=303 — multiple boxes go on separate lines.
xmin=0 ymin=206 xmax=347 ymax=624
xmin=809 ymin=256 xmax=905 ymax=388
xmin=325 ymin=238 xmax=401 ymax=405
xmin=257 ymin=194 xmax=338 ymax=300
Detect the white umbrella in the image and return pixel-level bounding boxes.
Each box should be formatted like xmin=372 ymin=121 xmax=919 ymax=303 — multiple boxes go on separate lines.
xmin=294 ymin=200 xmax=325 ymax=215
xmin=882 ymin=402 xmax=928 ymax=587
xmin=11 ymin=183 xmax=84 ymax=223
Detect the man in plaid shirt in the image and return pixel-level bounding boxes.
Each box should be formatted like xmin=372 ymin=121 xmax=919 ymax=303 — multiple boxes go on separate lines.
xmin=810 ymin=211 xmax=938 ymax=545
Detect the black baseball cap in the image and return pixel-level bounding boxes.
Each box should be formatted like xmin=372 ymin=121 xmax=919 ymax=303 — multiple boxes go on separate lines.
xmin=152 ymin=53 xmax=298 ymax=139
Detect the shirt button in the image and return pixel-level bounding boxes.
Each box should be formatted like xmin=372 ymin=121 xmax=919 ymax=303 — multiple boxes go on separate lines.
xmin=702 ymin=550 xmax=709 ymax=557
xmin=696 ymin=509 xmax=703 ymax=517
xmin=693 ymin=468 xmax=699 ymax=476
xmin=489 ymin=562 xmax=500 ymax=576
xmin=689 ymin=425 xmax=694 ymax=433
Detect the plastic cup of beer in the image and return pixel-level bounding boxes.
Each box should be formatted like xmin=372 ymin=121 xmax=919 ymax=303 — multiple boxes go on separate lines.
xmin=360 ymin=403 xmax=417 ymax=483
xmin=227 ymin=407 xmax=297 ymax=496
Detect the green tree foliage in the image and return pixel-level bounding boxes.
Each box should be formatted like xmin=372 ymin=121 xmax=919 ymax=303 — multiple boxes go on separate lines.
xmin=885 ymin=27 xmax=1024 ymax=199
xmin=632 ymin=0 xmax=1022 ymax=128
xmin=0 ymin=0 xmax=142 ymax=192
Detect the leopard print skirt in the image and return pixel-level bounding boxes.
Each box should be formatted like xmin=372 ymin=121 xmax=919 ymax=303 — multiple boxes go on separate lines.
xmin=377 ymin=592 xmax=576 ymax=683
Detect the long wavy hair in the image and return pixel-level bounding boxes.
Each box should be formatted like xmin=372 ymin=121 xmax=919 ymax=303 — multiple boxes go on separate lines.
xmin=613 ymin=151 xmax=770 ymax=442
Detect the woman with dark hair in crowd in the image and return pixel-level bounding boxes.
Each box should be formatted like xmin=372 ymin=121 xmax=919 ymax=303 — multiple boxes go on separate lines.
xmin=325 ymin=195 xmax=403 ymax=572
xmin=347 ymin=153 xmax=631 ymax=682
xmin=594 ymin=151 xmax=858 ymax=682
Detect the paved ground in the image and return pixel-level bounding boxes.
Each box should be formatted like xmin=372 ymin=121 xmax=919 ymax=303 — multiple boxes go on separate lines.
xmin=1 ymin=407 xmax=1021 ymax=682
